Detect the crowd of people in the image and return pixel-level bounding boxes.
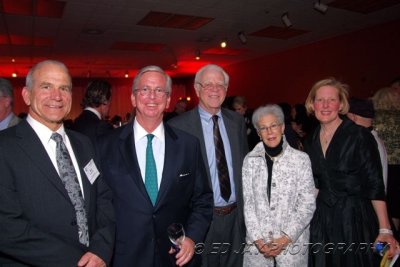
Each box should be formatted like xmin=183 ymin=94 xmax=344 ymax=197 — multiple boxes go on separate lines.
xmin=0 ymin=60 xmax=399 ymax=267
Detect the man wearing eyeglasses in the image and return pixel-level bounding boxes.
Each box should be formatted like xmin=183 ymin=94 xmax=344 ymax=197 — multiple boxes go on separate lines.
xmin=96 ymin=65 xmax=213 ymax=267
xmin=169 ymin=64 xmax=249 ymax=267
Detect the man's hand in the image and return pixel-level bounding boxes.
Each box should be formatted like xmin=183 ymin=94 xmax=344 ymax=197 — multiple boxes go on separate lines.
xmin=267 ymin=235 xmax=290 ymax=257
xmin=168 ymin=237 xmax=195 ymax=266
xmin=77 ymin=252 xmax=106 ymax=267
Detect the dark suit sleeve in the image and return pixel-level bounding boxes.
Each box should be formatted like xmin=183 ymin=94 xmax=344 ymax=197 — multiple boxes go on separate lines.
xmin=88 ymin=174 xmax=116 ymax=265
xmin=185 ymin=139 xmax=213 ymax=243
xmin=0 ymin=147 xmax=84 ymax=267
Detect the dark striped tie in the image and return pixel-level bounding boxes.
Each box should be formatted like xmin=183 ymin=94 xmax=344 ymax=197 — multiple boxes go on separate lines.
xmin=212 ymin=115 xmax=231 ymax=202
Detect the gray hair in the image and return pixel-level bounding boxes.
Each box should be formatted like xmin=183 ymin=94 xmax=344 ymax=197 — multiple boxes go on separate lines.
xmin=252 ymin=104 xmax=285 ymax=130
xmin=194 ymin=64 xmax=229 ymax=88
xmin=26 ymin=60 xmax=71 ymax=90
xmin=132 ymin=65 xmax=172 ymax=95
xmin=0 ymin=78 xmax=14 ymax=103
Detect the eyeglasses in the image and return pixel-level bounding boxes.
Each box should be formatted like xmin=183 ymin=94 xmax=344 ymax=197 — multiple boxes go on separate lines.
xmin=197 ymin=82 xmax=226 ymax=91
xmin=258 ymin=123 xmax=282 ymax=133
xmin=134 ymin=87 xmax=169 ymax=98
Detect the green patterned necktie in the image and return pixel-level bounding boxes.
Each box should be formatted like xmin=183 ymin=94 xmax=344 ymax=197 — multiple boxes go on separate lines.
xmin=145 ymin=134 xmax=158 ymax=205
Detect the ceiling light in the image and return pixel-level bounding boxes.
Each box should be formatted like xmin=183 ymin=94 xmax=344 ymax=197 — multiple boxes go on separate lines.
xmin=195 ymin=50 xmax=201 ymax=60
xmin=220 ymin=39 xmax=227 ymax=48
xmin=314 ymin=1 xmax=328 ymax=14
xmin=11 ymin=72 xmax=17 ymax=78
xmin=124 ymin=72 xmax=129 ymax=78
xmin=281 ymin=12 xmax=292 ymax=28
xmin=238 ymin=31 xmax=247 ymax=44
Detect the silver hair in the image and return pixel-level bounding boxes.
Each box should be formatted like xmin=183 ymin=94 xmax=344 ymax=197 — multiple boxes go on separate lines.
xmin=252 ymin=104 xmax=285 ymax=130
xmin=194 ymin=64 xmax=229 ymax=88
xmin=132 ymin=65 xmax=172 ymax=95
xmin=26 ymin=60 xmax=71 ymax=90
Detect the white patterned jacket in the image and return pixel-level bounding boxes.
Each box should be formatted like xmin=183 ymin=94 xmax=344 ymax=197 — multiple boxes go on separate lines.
xmin=242 ymin=139 xmax=316 ymax=266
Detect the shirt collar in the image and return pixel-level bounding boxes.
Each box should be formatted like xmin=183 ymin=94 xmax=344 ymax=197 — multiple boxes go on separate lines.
xmin=26 ymin=114 xmax=66 ymax=144
xmin=198 ymin=106 xmax=222 ymax=122
xmin=133 ymin=117 xmax=165 ymax=142
xmin=84 ymin=107 xmax=101 ymax=119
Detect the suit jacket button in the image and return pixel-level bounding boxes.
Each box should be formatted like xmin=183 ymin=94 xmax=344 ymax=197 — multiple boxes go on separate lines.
xmin=71 ymin=220 xmax=77 ymax=226
xmin=272 ymin=183 xmax=276 ymax=187
xmin=270 ymin=207 xmax=275 ymax=211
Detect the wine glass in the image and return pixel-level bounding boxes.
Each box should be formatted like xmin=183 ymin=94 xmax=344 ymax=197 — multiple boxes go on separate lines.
xmin=167 ymin=223 xmax=185 ymax=253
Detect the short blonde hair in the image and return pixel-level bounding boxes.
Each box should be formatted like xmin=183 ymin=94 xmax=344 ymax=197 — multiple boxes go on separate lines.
xmin=305 ymin=77 xmax=349 ymax=115
xmin=371 ymin=87 xmax=400 ymax=110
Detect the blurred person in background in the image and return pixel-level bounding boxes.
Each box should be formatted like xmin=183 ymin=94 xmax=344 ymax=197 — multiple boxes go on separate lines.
xmin=0 ymin=77 xmax=21 ymax=130
xmin=72 ymin=79 xmax=113 ymax=143
xmin=372 ymin=87 xmax=400 ymax=233
xmin=232 ymin=96 xmax=259 ymax=150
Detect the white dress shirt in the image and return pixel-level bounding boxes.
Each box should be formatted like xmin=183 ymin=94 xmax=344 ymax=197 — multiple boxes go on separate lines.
xmin=26 ymin=115 xmax=85 ymax=197
xmin=133 ymin=118 xmax=165 ymax=188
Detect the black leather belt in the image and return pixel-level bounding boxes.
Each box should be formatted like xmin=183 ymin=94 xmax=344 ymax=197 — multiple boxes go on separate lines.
xmin=214 ymin=203 xmax=237 ymax=216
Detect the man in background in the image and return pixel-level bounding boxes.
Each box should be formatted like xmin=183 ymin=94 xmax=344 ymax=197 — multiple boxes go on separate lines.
xmin=0 ymin=77 xmax=21 ymax=130
xmin=169 ymin=64 xmax=249 ymax=267
xmin=347 ymin=97 xmax=388 ymax=191
xmin=0 ymin=60 xmax=115 ymax=266
xmin=72 ymin=79 xmax=113 ymax=143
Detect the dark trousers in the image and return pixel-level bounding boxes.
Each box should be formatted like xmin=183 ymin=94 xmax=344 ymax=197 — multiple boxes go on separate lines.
xmin=202 ymin=208 xmax=244 ymax=267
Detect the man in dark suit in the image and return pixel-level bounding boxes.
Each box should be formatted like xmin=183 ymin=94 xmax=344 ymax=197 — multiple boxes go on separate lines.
xmin=72 ymin=79 xmax=113 ymax=143
xmin=0 ymin=60 xmax=115 ymax=267
xmin=169 ymin=64 xmax=249 ymax=267
xmin=97 ymin=65 xmax=213 ymax=267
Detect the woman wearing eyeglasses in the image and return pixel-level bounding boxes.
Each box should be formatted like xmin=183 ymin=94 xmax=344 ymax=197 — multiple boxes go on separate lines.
xmin=304 ymin=78 xmax=398 ymax=267
xmin=242 ymin=104 xmax=316 ymax=267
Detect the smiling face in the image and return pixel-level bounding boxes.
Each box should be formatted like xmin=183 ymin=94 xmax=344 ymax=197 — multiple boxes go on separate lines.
xmin=257 ymin=114 xmax=285 ymax=148
xmin=131 ymin=71 xmax=170 ymax=125
xmin=195 ymin=68 xmax=227 ymax=115
xmin=22 ymin=62 xmax=72 ymax=131
xmin=312 ymin=85 xmax=343 ymax=125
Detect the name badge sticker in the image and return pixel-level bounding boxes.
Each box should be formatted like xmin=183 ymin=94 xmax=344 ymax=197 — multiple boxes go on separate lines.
xmin=84 ymin=159 xmax=100 ymax=184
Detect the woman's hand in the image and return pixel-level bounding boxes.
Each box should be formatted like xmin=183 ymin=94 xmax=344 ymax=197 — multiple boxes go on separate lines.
xmin=375 ymin=233 xmax=399 ymax=258
xmin=266 ymin=235 xmax=291 ymax=257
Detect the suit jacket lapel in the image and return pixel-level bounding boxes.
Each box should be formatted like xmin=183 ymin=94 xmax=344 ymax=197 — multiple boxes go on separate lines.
xmin=15 ymin=121 xmax=71 ymax=202
xmin=156 ymin=125 xmax=178 ymax=207
xmin=118 ymin=124 xmax=150 ymax=203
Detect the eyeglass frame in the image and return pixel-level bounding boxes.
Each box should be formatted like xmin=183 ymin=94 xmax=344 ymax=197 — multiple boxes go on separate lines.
xmin=258 ymin=122 xmax=283 ymax=133
xmin=134 ymin=87 xmax=170 ymax=98
xmin=196 ymin=82 xmax=227 ymax=91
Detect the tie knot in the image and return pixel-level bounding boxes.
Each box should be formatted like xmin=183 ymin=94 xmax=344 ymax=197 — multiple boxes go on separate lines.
xmin=212 ymin=115 xmax=219 ymax=125
xmin=51 ymin=132 xmax=63 ymax=143
xmin=146 ymin=134 xmax=155 ymax=143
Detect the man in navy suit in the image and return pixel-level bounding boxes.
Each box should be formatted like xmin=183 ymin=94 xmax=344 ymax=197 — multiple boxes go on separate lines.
xmin=169 ymin=64 xmax=249 ymax=267
xmin=0 ymin=60 xmax=115 ymax=266
xmin=97 ymin=65 xmax=213 ymax=267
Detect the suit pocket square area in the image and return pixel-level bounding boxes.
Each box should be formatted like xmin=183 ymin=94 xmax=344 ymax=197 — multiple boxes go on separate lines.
xmin=179 ymin=172 xmax=190 ymax=178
